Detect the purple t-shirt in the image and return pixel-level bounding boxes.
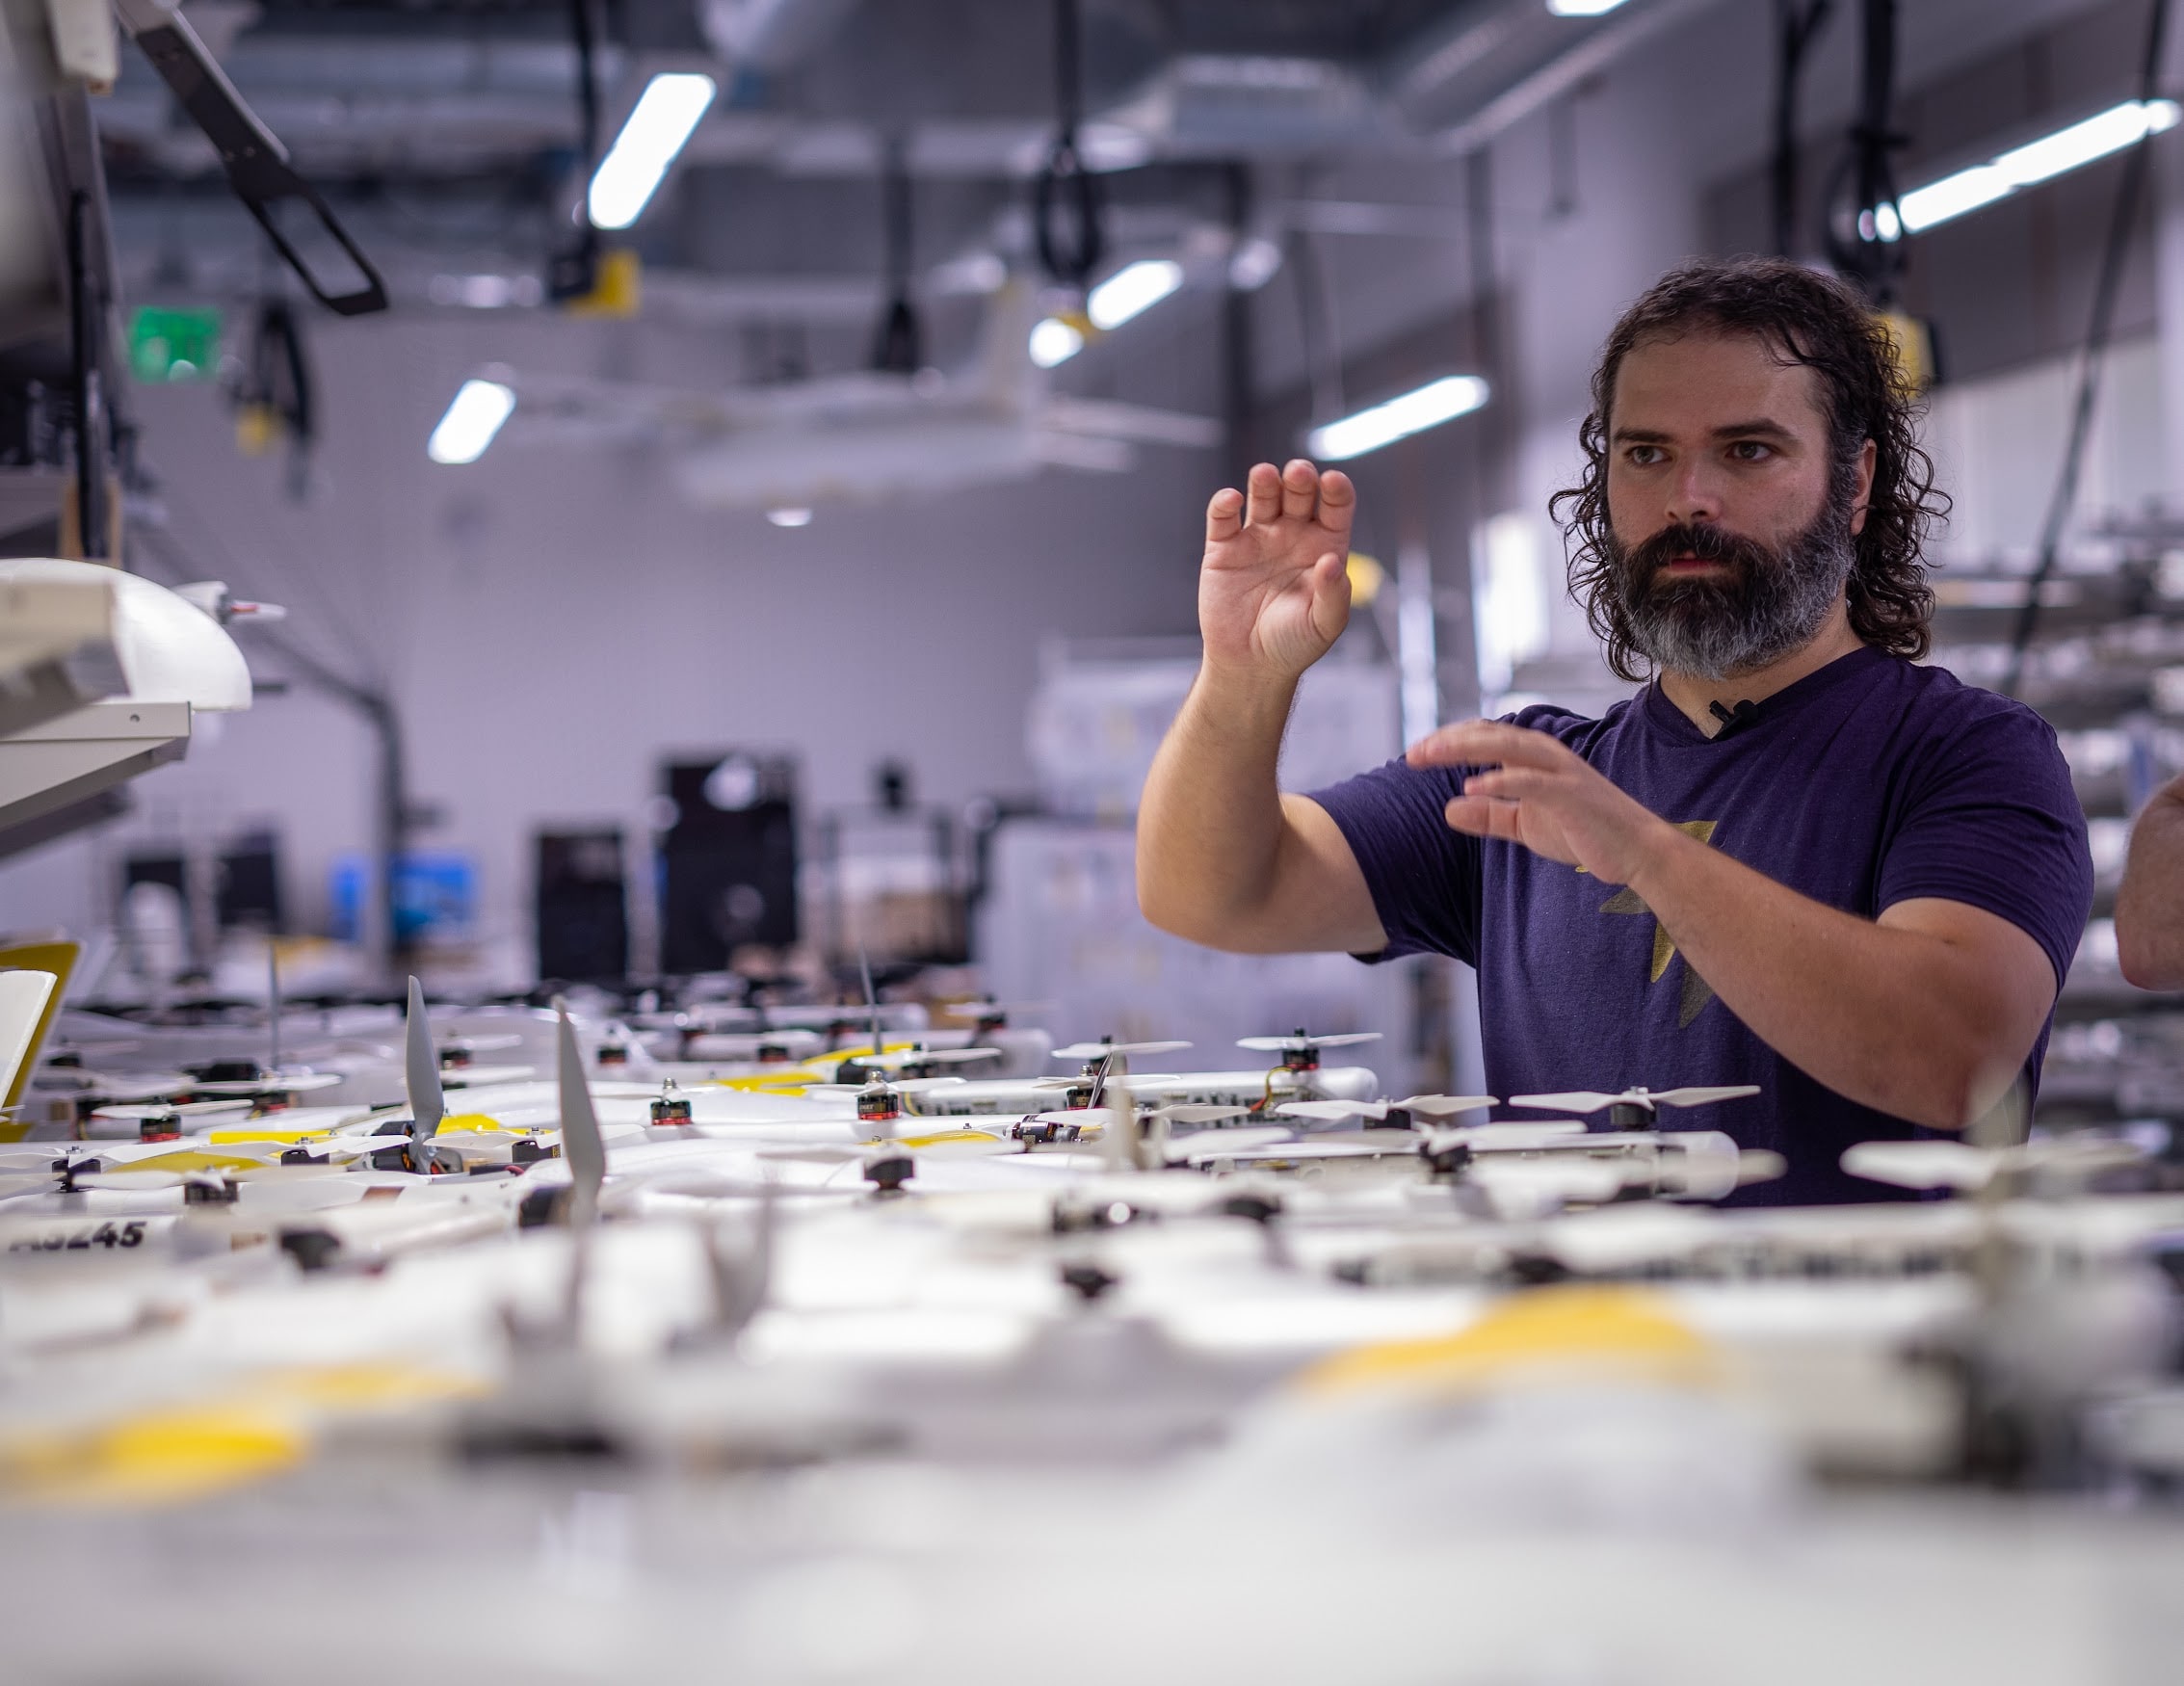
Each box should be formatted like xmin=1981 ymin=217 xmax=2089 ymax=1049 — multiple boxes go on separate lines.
xmin=1310 ymin=646 xmax=2093 ymax=1205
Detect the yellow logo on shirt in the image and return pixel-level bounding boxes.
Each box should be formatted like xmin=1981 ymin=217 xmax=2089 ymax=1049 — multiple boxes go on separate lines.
xmin=1597 ymin=820 xmax=1718 ymax=1028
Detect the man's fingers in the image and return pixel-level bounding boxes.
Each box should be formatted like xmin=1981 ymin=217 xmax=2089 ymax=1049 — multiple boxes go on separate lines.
xmin=1409 ymin=721 xmax=1573 ymax=771
xmin=1280 ymin=459 xmax=1319 ymax=523
xmin=1206 ymin=487 xmax=1244 ymax=543
xmin=1443 ymin=796 xmax=1524 ymax=843
xmin=1460 ymin=769 xmax=1553 ymax=802
xmin=1317 ymin=468 xmax=1356 ymax=525
xmin=1244 ymin=461 xmax=1283 ymax=527
xmin=1308 ymin=551 xmax=1352 ymax=643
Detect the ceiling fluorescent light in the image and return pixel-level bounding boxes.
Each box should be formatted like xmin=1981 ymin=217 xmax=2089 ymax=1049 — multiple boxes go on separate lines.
xmin=1547 ymin=0 xmax=1629 ymax=14
xmin=1899 ymin=98 xmax=2180 ymax=234
xmin=428 ymin=379 xmax=515 ymax=464
xmin=1307 ymin=375 xmax=1489 ymax=461
xmin=1029 ymin=317 xmax=1085 ymax=368
xmin=588 ymin=72 xmax=718 ymax=231
xmin=1087 ymin=259 xmax=1182 ymax=330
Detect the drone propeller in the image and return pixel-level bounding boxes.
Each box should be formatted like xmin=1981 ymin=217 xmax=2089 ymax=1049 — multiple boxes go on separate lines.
xmin=1508 ymin=1085 xmax=1761 ymax=1115
xmin=405 ymin=977 xmax=446 ymax=1149
xmin=1840 ymin=1135 xmax=2145 ymax=1194
xmin=801 ymin=1075 xmax=970 ymax=1099
xmin=1152 ymin=1103 xmax=1252 ymax=1125
xmin=187 ymin=1070 xmax=345 ymax=1098
xmin=556 ymin=1002 xmax=607 ymax=1230
xmin=1397 ymin=1093 xmax=1500 ymax=1120
xmin=1050 ymin=1040 xmax=1192 ymax=1063
xmin=1236 ymin=1031 xmax=1382 ymax=1052
xmin=845 ymin=1047 xmax=1001 ymax=1071
xmin=91 ymin=1100 xmax=252 ymax=1122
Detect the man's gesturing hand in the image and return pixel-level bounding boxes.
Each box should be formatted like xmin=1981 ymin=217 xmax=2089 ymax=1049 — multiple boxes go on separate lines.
xmin=1200 ymin=460 xmax=1355 ymax=683
xmin=1409 ymin=721 xmax=1680 ymax=888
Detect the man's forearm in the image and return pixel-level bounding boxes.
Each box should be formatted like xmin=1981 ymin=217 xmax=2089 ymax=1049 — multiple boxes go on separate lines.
xmin=2118 ymin=790 xmax=2184 ymax=989
xmin=1137 ymin=668 xmax=1298 ymax=939
xmin=1627 ymin=830 xmax=2049 ymax=1129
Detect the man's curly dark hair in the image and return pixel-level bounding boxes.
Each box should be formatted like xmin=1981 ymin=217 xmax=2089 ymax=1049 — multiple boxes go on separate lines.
xmin=1550 ymin=257 xmax=1947 ymax=683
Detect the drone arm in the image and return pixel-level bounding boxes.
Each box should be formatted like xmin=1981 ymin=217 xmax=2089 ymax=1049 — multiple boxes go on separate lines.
xmin=2117 ymin=771 xmax=2184 ymax=988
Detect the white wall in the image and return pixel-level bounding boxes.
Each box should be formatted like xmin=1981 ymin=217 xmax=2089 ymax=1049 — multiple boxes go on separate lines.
xmin=0 ymin=303 xmax=1212 ymax=958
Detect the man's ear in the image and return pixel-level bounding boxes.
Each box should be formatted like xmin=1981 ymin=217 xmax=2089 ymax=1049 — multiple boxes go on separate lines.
xmin=1849 ymin=437 xmax=1878 ymax=538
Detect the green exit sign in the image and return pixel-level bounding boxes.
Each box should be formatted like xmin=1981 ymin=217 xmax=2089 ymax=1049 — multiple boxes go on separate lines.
xmin=127 ymin=305 xmax=223 ymax=382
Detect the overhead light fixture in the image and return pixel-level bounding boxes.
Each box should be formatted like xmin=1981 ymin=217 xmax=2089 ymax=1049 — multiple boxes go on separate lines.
xmin=1307 ymin=375 xmax=1489 ymax=461
xmin=1228 ymin=235 xmax=1284 ymax=291
xmin=1899 ymin=98 xmax=2180 ymax=233
xmin=1087 ymin=259 xmax=1182 ymax=330
xmin=588 ymin=72 xmax=717 ymax=231
xmin=1029 ymin=317 xmax=1086 ymax=368
xmin=427 ymin=378 xmax=515 ymax=464
xmin=1546 ymin=0 xmax=1629 ymax=15
xmin=766 ymin=506 xmax=813 ymax=528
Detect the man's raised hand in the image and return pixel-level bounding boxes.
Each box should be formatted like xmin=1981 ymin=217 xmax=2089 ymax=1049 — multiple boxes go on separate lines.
xmin=1199 ymin=460 xmax=1355 ymax=683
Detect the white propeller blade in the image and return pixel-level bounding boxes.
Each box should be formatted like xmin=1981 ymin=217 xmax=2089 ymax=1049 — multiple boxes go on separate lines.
xmin=1511 ymin=1084 xmax=1761 ymax=1114
xmin=556 ymin=1005 xmax=606 ymax=1228
xmin=1153 ymin=1103 xmax=1250 ymax=1124
xmin=1840 ymin=1140 xmax=1994 ymax=1192
xmin=405 ymin=977 xmax=445 ymax=1143
xmin=1051 ymin=1041 xmax=1191 ymax=1062
xmin=1395 ymin=1093 xmax=1498 ymax=1118
xmin=1276 ymin=1099 xmax=1390 ymax=1122
xmin=189 ymin=1071 xmax=344 ymax=1097
xmin=1236 ymin=1031 xmax=1382 ymax=1051
xmin=1650 ymin=1085 xmax=1762 ymax=1108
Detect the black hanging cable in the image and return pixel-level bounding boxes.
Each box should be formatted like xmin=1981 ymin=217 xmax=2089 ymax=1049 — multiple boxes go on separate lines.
xmin=2003 ymin=0 xmax=2174 ymax=698
xmin=66 ymin=190 xmax=106 ymax=560
xmin=869 ymin=141 xmax=922 ymax=374
xmin=1824 ymin=0 xmax=1907 ymax=303
xmin=1032 ymin=0 xmax=1104 ymax=291
xmin=549 ymin=0 xmax=604 ymax=302
xmin=1771 ymin=0 xmax=1833 ymax=257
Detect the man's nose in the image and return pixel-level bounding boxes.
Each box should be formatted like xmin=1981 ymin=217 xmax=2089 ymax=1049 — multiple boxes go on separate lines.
xmin=1665 ymin=461 xmax=1724 ymax=527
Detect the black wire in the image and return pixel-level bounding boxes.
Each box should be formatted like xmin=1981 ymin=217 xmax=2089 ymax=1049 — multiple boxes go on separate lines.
xmin=2002 ymin=0 xmax=2173 ymax=698
xmin=1032 ymin=0 xmax=1103 ymax=291
xmin=869 ymin=142 xmax=922 ymax=374
xmin=1825 ymin=0 xmax=1907 ymax=303
xmin=67 ymin=189 xmax=106 ymax=561
xmin=1771 ymin=0 xmax=1833 ymax=257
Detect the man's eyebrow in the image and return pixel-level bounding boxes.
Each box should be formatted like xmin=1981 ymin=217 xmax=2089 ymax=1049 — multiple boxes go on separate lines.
xmin=1709 ymin=418 xmax=1798 ymax=442
xmin=1609 ymin=419 xmax=1802 ymax=445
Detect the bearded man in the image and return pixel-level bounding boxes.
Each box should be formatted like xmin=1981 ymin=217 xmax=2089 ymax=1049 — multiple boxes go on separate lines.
xmin=1136 ymin=257 xmax=2092 ymax=1204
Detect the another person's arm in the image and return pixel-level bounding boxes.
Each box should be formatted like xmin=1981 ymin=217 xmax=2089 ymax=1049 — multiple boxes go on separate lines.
xmin=2118 ymin=775 xmax=2184 ymax=989
xmin=1138 ymin=461 xmax=1384 ymax=955
xmin=1413 ymin=720 xmax=2069 ymax=1132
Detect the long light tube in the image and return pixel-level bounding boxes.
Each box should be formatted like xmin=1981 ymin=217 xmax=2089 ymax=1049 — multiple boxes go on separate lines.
xmin=588 ymin=73 xmax=717 ymax=231
xmin=1546 ymin=0 xmax=1629 ymax=14
xmin=428 ymin=379 xmax=515 ymax=464
xmin=1087 ymin=259 xmax=1182 ymax=329
xmin=1899 ymin=98 xmax=2180 ymax=234
xmin=1307 ymin=375 xmax=1489 ymax=461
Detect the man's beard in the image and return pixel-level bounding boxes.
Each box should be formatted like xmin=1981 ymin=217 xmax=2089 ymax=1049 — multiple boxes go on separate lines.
xmin=1606 ymin=477 xmax=1857 ymax=683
